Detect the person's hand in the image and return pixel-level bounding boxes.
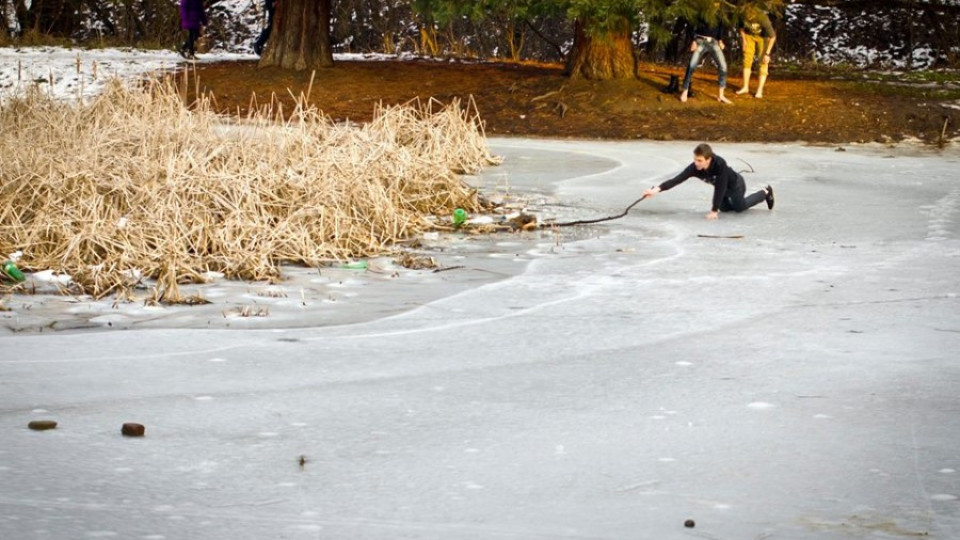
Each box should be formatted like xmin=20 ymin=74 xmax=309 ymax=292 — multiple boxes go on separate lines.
xmin=689 ymin=41 xmax=698 ymax=52
xmin=719 ymin=41 xmax=725 ymax=50
xmin=706 ymin=210 xmax=719 ymax=220
xmin=642 ymin=186 xmax=661 ymax=198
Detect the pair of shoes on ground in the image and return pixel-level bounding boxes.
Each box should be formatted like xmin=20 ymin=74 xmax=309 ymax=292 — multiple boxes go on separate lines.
xmin=765 ymin=185 xmax=775 ymax=210
xmin=178 ymin=48 xmax=196 ymax=61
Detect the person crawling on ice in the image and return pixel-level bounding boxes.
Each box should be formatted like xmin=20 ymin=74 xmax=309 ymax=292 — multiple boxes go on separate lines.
xmin=642 ymin=143 xmax=774 ymax=220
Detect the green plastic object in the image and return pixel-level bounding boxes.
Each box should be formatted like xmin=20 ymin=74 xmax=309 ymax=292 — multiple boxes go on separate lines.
xmin=453 ymin=208 xmax=467 ymax=226
xmin=341 ymin=260 xmax=368 ymax=270
xmin=1 ymin=260 xmax=24 ymax=282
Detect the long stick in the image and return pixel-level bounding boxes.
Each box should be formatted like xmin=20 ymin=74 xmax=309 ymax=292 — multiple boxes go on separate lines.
xmin=543 ymin=194 xmax=648 ymax=228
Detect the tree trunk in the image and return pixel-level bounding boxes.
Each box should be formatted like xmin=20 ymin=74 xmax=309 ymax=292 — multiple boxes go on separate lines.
xmin=565 ymin=16 xmax=636 ymax=80
xmin=260 ymin=0 xmax=334 ymax=70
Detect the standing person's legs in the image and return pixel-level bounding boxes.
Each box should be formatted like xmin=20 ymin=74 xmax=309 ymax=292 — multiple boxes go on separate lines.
xmin=680 ymin=42 xmax=706 ymax=103
xmin=180 ymin=28 xmax=199 ymax=58
xmin=737 ymin=35 xmax=759 ymax=94
xmin=708 ymin=43 xmax=731 ymax=103
xmin=756 ymin=50 xmax=771 ymax=98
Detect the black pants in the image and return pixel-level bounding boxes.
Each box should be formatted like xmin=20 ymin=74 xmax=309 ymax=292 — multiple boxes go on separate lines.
xmin=719 ymin=175 xmax=766 ymax=212
xmin=182 ymin=28 xmax=200 ymax=56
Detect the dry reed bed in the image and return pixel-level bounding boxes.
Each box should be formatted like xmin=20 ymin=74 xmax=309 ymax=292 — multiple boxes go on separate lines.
xmin=0 ymin=79 xmax=498 ymax=301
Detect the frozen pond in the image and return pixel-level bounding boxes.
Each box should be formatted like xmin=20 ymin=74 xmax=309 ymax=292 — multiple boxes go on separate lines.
xmin=2 ymin=139 xmax=959 ymax=539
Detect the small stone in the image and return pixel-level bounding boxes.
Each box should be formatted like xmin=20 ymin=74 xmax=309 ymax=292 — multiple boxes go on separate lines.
xmin=684 ymin=519 xmax=696 ymax=528
xmin=121 ymin=423 xmax=145 ymax=437
xmin=28 ymin=420 xmax=58 ymax=431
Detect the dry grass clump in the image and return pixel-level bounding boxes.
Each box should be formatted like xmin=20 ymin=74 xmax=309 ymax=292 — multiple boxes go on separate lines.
xmin=0 ymin=78 xmax=498 ymax=300
xmin=395 ymin=253 xmax=438 ymax=270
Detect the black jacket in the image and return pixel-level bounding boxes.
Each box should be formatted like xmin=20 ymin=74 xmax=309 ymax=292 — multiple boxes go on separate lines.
xmin=658 ymin=155 xmax=742 ymax=212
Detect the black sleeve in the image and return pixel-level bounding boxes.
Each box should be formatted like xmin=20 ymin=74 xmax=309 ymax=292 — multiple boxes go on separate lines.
xmin=711 ymin=175 xmax=729 ymax=212
xmin=659 ymin=163 xmax=698 ymax=192
xmin=709 ymin=159 xmax=738 ymax=212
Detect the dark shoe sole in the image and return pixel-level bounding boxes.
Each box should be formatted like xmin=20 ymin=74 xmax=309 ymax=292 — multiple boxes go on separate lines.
xmin=766 ymin=185 xmax=775 ymax=210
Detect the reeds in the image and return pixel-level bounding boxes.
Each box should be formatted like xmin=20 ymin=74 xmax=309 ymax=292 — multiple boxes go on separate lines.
xmin=0 ymin=78 xmax=498 ymax=300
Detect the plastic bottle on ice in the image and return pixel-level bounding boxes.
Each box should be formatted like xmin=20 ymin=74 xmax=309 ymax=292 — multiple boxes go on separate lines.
xmin=1 ymin=260 xmax=24 ymax=282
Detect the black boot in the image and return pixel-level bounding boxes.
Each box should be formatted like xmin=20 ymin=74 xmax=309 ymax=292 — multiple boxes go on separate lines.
xmin=664 ymin=75 xmax=679 ymax=94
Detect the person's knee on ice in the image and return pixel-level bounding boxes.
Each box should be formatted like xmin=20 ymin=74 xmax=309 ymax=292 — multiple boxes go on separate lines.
xmin=721 ymin=197 xmax=749 ymax=213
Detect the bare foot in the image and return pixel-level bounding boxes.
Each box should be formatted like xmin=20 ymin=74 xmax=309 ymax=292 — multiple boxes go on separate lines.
xmin=680 ymin=90 xmax=688 ymax=103
xmin=754 ymin=92 xmax=763 ymax=99
xmin=718 ymin=95 xmax=732 ymax=104
xmin=735 ymin=87 xmax=749 ymax=95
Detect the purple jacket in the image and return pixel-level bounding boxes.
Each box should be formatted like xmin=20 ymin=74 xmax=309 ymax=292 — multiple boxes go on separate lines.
xmin=180 ymin=0 xmax=208 ymax=30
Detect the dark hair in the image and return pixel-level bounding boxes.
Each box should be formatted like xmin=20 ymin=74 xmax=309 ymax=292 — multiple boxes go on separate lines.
xmin=694 ymin=143 xmax=714 ymax=159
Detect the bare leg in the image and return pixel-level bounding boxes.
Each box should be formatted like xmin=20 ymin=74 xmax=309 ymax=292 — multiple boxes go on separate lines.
xmin=755 ymin=74 xmax=767 ymax=98
xmin=737 ymin=68 xmax=751 ymax=94
xmin=717 ymin=87 xmax=732 ymax=104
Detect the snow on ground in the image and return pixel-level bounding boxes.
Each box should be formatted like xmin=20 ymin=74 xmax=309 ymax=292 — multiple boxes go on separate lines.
xmin=0 ymin=47 xmax=411 ymax=104
xmin=0 ymin=46 xmax=247 ymax=103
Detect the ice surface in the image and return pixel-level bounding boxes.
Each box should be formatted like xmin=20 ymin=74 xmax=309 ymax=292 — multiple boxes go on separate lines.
xmin=2 ymin=137 xmax=959 ymax=539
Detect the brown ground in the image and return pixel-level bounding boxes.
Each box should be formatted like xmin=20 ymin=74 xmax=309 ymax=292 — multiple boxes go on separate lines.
xmin=187 ymin=59 xmax=959 ymax=145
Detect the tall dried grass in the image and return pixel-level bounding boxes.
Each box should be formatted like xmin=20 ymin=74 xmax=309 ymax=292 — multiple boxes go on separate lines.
xmin=0 ymin=78 xmax=498 ymax=300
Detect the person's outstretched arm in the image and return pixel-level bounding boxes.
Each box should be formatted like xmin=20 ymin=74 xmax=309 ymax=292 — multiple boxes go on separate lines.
xmin=645 ymin=163 xmax=697 ymax=198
